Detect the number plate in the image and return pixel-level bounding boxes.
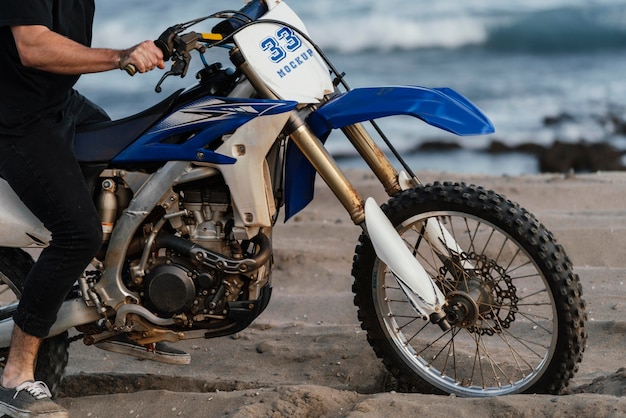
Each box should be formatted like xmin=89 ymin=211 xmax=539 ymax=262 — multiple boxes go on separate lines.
xmin=234 ymin=2 xmax=334 ymax=103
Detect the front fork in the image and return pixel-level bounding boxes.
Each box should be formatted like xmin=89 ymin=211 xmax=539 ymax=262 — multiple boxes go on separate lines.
xmin=232 ymin=48 xmax=450 ymax=329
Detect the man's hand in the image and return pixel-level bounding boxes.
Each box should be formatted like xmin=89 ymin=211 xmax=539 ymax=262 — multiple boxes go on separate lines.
xmin=118 ymin=41 xmax=165 ymax=74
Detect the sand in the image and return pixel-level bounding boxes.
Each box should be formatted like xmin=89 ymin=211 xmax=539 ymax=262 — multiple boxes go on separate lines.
xmin=53 ymin=170 xmax=625 ymax=417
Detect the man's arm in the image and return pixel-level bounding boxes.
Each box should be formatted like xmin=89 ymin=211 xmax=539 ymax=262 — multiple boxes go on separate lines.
xmin=11 ymin=25 xmax=164 ymax=75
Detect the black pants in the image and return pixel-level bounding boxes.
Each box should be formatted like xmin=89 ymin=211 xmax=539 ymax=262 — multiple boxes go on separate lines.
xmin=0 ymin=91 xmax=109 ymax=338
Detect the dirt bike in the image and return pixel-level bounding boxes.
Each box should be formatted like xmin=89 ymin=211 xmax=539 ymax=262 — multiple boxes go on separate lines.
xmin=0 ymin=0 xmax=586 ymax=397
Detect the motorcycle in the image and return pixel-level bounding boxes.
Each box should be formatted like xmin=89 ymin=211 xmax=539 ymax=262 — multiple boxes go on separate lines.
xmin=0 ymin=0 xmax=586 ymax=397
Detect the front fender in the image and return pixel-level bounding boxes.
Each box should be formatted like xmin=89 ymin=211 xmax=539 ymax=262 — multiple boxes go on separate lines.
xmin=307 ymin=85 xmax=494 ymax=138
xmin=284 ymin=86 xmax=494 ymax=222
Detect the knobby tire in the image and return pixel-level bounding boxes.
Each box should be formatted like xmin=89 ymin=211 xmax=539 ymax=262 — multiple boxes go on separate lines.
xmin=352 ymin=182 xmax=586 ymax=396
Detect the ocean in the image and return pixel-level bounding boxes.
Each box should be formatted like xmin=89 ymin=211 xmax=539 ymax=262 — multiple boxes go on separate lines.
xmin=76 ymin=0 xmax=626 ymax=175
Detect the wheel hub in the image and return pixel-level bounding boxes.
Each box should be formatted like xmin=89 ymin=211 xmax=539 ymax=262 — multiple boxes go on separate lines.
xmin=441 ymin=252 xmax=519 ymax=333
xmin=445 ymin=291 xmax=480 ymax=328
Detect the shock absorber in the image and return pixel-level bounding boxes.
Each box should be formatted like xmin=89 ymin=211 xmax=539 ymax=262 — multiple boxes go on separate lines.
xmin=97 ymin=178 xmax=118 ymax=242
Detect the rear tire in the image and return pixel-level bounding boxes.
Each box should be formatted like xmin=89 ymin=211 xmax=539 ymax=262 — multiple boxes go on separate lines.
xmin=352 ymin=182 xmax=586 ymax=396
xmin=0 ymin=248 xmax=69 ymax=397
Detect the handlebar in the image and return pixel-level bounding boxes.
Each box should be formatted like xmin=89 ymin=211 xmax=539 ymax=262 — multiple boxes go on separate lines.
xmin=127 ymin=0 xmax=269 ymax=89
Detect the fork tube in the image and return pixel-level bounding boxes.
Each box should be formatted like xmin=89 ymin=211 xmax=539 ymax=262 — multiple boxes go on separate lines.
xmin=231 ymin=48 xmax=366 ymax=225
xmin=340 ymin=123 xmax=402 ymax=196
xmin=286 ymin=117 xmax=365 ymax=224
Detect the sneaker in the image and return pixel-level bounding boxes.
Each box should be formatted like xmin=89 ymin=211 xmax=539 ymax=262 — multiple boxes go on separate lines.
xmin=0 ymin=380 xmax=68 ymax=418
xmin=95 ymin=334 xmax=191 ymax=365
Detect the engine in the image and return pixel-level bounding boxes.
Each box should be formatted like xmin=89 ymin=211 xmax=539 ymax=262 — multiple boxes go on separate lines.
xmin=95 ymin=172 xmax=272 ymax=332
xmin=141 ymin=253 xmax=247 ymax=322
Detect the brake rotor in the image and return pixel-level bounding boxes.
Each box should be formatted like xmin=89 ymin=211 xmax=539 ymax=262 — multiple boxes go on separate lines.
xmin=440 ymin=252 xmax=519 ymax=335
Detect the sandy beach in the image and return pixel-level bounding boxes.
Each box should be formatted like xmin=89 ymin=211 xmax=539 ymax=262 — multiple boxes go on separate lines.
xmin=52 ymin=170 xmax=625 ymax=417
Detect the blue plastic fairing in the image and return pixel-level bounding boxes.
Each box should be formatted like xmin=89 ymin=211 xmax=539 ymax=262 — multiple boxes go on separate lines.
xmin=74 ymin=89 xmax=183 ymax=163
xmin=283 ymin=131 xmax=331 ymax=221
xmin=112 ymin=97 xmax=297 ymax=164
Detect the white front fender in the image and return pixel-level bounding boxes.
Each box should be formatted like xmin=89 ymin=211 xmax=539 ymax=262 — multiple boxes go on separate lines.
xmin=364 ymin=198 xmax=448 ymax=325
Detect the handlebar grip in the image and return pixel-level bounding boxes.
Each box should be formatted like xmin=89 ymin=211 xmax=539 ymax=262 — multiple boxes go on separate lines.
xmin=124 ymin=63 xmax=137 ymax=76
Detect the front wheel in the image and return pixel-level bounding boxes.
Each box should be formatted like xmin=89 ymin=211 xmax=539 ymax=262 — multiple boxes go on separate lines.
xmin=352 ymin=182 xmax=586 ymax=396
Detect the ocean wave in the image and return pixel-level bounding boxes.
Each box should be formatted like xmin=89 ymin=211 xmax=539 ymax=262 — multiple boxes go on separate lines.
xmin=91 ymin=1 xmax=626 ymax=55
xmin=485 ymin=6 xmax=626 ymax=53
xmin=308 ymin=15 xmax=487 ymax=53
xmin=308 ymin=4 xmax=626 ymax=54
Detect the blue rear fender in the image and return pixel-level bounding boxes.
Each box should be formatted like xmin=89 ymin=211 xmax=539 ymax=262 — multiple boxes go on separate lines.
xmin=283 ymin=86 xmax=494 ymax=221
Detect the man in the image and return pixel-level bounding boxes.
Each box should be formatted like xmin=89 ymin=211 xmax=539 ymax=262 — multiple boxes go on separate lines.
xmin=0 ymin=1 xmax=184 ymax=417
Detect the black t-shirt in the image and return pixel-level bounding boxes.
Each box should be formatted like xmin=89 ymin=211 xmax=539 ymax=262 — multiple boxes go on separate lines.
xmin=0 ymin=0 xmax=95 ymax=134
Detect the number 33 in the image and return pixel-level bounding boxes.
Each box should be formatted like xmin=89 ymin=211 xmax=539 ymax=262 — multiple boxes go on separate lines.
xmin=260 ymin=27 xmax=302 ymax=63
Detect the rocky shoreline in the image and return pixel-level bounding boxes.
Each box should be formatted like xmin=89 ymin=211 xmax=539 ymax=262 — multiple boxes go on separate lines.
xmin=403 ymin=138 xmax=623 ymax=173
xmin=490 ymin=140 xmax=622 ymax=173
xmin=417 ymin=106 xmax=626 ymax=173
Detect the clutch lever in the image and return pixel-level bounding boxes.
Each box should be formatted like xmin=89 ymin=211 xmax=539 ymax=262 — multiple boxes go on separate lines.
xmin=155 ymin=52 xmax=192 ymax=93
xmin=154 ymin=31 xmax=202 ymax=92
